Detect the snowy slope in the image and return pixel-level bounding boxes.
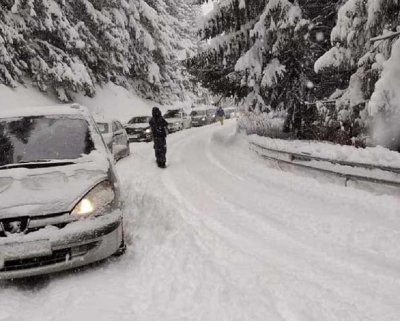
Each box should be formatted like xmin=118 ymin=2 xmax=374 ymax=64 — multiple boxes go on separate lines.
xmin=0 ymin=84 xmax=57 ymax=108
xmin=73 ymin=83 xmax=156 ymax=122
xmin=0 ymin=84 xmax=157 ymax=122
xmin=1 ymin=121 xmax=399 ymax=321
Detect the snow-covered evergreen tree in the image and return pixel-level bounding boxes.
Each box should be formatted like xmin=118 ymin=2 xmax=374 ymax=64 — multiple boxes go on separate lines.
xmin=315 ymin=0 xmax=400 ymax=134
xmin=0 ymin=0 xmax=199 ymax=103
xmin=189 ymin=0 xmax=343 ymax=139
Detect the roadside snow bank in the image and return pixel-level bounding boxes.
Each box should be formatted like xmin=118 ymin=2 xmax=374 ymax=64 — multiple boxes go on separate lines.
xmin=238 ymin=112 xmax=287 ymax=138
xmin=1 ymin=83 xmax=159 ymax=123
xmin=0 ymin=84 xmax=56 ymax=108
xmin=74 ymin=83 xmax=156 ymax=122
xmin=248 ymin=135 xmax=400 ymax=168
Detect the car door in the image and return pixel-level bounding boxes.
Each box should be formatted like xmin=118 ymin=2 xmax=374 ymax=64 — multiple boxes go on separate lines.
xmin=116 ymin=121 xmax=129 ymax=149
xmin=117 ymin=121 xmax=130 ymax=157
xmin=112 ymin=121 xmax=124 ymax=157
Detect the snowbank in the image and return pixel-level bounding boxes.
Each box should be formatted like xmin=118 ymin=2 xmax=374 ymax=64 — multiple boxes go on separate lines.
xmin=0 ymin=84 xmax=57 ymax=108
xmin=0 ymin=83 xmax=159 ymax=123
xmin=73 ymin=83 xmax=156 ymax=122
xmin=238 ymin=112 xmax=288 ymax=138
xmin=248 ymin=135 xmax=400 ymax=168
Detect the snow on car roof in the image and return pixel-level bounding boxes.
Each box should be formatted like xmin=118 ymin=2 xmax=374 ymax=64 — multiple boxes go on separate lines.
xmin=0 ymin=104 xmax=90 ymax=119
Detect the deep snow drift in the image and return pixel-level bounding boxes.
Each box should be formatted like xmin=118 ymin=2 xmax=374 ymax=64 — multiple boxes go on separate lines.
xmin=1 ymin=121 xmax=399 ymax=321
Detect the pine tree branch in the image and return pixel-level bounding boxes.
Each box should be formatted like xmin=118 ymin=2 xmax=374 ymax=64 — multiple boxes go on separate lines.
xmin=370 ymin=30 xmax=400 ymax=43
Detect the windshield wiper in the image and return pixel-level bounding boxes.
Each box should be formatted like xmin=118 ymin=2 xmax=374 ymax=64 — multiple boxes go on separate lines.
xmin=0 ymin=160 xmax=76 ymax=170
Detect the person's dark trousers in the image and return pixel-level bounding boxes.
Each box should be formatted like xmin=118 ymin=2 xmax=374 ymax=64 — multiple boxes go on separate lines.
xmin=153 ymin=136 xmax=167 ymax=166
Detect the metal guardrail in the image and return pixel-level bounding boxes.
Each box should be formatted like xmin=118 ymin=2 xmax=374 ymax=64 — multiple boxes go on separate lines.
xmin=250 ymin=142 xmax=400 ymax=195
xmin=250 ymin=142 xmax=400 ymax=174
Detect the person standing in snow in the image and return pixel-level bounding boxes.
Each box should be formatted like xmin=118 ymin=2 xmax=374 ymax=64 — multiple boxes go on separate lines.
xmin=215 ymin=106 xmax=225 ymax=125
xmin=149 ymin=107 xmax=169 ymax=168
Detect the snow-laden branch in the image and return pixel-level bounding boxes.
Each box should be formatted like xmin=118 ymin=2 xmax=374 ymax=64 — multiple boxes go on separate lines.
xmin=370 ymin=30 xmax=400 ymax=43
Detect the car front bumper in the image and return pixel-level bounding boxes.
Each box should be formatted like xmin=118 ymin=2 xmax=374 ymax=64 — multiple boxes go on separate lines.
xmin=168 ymin=126 xmax=181 ymax=133
xmin=192 ymin=119 xmax=207 ymax=127
xmin=128 ymin=135 xmax=152 ymax=143
xmin=127 ymin=133 xmax=152 ymax=142
xmin=0 ymin=211 xmax=123 ymax=280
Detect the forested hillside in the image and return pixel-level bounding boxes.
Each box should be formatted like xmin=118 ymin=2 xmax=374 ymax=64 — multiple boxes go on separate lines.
xmin=0 ymin=0 xmax=199 ymax=103
xmin=190 ymin=0 xmax=400 ymax=150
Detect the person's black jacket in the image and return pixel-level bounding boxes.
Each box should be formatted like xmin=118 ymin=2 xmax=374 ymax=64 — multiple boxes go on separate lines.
xmin=149 ymin=107 xmax=168 ymax=138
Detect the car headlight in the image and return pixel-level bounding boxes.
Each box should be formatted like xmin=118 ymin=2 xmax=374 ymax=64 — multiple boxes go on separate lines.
xmin=71 ymin=181 xmax=116 ymax=218
xmin=202 ymin=117 xmax=206 ymax=121
xmin=175 ymin=122 xmax=180 ymax=126
xmin=145 ymin=128 xmax=152 ymax=134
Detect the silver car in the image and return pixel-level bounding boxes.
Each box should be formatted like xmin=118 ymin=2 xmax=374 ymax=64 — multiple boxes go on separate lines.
xmin=124 ymin=116 xmax=153 ymax=143
xmin=0 ymin=104 xmax=125 ymax=280
xmin=95 ymin=118 xmax=130 ymax=160
xmin=190 ymin=109 xmax=213 ymax=127
xmin=164 ymin=109 xmax=192 ymax=133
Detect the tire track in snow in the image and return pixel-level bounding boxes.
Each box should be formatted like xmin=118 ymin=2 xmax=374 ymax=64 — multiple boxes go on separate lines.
xmin=1 ymin=123 xmax=400 ymax=321
xmin=160 ymin=122 xmax=400 ymax=320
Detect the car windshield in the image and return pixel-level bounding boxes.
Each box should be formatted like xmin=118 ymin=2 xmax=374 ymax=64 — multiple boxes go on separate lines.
xmin=129 ymin=117 xmax=151 ymax=124
xmin=164 ymin=110 xmax=181 ymax=118
xmin=96 ymin=122 xmax=109 ymax=134
xmin=191 ymin=110 xmax=206 ymax=116
xmin=0 ymin=116 xmax=95 ymax=166
xmin=207 ymin=109 xmax=216 ymax=115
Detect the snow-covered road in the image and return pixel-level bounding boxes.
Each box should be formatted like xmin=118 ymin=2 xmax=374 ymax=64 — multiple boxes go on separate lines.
xmin=1 ymin=121 xmax=400 ymax=321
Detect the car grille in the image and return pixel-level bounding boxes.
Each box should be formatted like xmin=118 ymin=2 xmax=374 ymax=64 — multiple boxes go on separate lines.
xmin=0 ymin=213 xmax=69 ymax=238
xmin=0 ymin=242 xmax=98 ymax=272
xmin=1 ymin=249 xmax=71 ymax=272
xmin=126 ymin=128 xmax=143 ymax=135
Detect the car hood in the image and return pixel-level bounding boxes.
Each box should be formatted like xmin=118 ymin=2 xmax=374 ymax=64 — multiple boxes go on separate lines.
xmin=166 ymin=118 xmax=183 ymax=124
xmin=125 ymin=124 xmax=149 ymax=129
xmin=0 ymin=158 xmax=110 ymax=219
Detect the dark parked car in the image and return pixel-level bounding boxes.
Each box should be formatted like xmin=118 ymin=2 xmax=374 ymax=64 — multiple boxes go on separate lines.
xmin=124 ymin=116 xmax=152 ymax=142
xmin=206 ymin=108 xmax=217 ymax=123
xmin=0 ymin=104 xmax=125 ymax=279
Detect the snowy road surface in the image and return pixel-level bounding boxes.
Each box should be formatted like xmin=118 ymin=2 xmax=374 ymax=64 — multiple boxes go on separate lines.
xmin=1 ymin=121 xmax=400 ymax=321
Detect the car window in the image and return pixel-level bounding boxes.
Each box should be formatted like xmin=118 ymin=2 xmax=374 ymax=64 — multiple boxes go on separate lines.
xmin=191 ymin=110 xmax=206 ymax=116
xmin=112 ymin=121 xmax=118 ymax=132
xmin=96 ymin=122 xmax=109 ymax=134
xmin=0 ymin=116 xmax=95 ymax=166
xmin=128 ymin=117 xmax=151 ymax=124
xmin=164 ymin=110 xmax=181 ymax=118
xmin=116 ymin=121 xmax=123 ymax=130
